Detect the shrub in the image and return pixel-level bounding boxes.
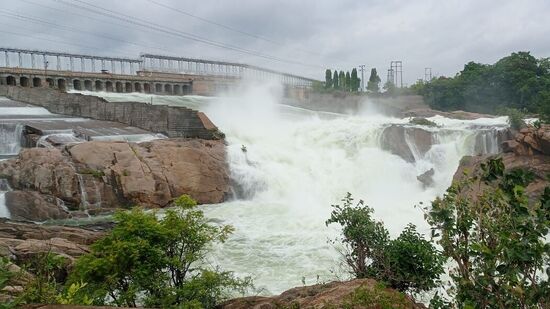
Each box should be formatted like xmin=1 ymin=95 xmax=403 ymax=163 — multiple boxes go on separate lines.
xmin=499 ymin=107 xmax=526 ymax=130
xmin=70 ymin=194 xmax=250 ymax=307
xmin=425 ymin=158 xmax=550 ymax=308
xmin=326 ymin=193 xmax=444 ymax=294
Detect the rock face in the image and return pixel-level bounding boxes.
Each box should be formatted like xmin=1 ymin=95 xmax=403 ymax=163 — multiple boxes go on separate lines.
xmin=0 ymin=138 xmax=230 ymax=220
xmin=454 ymin=125 xmax=550 ymax=201
xmin=0 ymin=218 xmax=106 ymax=261
xmin=502 ymin=124 xmax=550 ymax=156
xmin=380 ymin=125 xmax=433 ymax=162
xmin=5 ymin=191 xmax=69 ymax=222
xmin=219 ymin=279 xmax=425 ymax=309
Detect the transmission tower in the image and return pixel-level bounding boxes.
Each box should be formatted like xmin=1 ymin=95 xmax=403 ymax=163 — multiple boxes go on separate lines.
xmin=424 ymin=67 xmax=432 ymax=82
xmin=358 ymin=64 xmax=365 ymax=91
xmin=387 ymin=68 xmax=394 ymax=87
xmin=389 ymin=61 xmax=403 ymax=88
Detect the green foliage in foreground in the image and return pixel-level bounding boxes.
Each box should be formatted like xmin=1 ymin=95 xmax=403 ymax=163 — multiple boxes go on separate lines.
xmin=425 ymin=158 xmax=550 ymax=308
xmin=67 ymin=195 xmax=250 ymax=308
xmin=326 ymin=193 xmax=444 ymax=294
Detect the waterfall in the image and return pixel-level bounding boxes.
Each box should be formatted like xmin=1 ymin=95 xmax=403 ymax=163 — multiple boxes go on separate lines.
xmin=0 ymin=179 xmax=12 ymax=219
xmin=76 ymin=173 xmax=102 ymax=210
xmin=0 ymin=123 xmax=23 ymax=157
xmin=91 ymin=86 xmax=509 ymax=295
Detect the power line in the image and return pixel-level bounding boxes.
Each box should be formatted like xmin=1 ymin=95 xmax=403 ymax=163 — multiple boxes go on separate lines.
xmin=52 ymin=0 xmax=323 ymax=69
xmin=0 ymin=10 xmax=170 ymax=55
xmin=146 ymin=0 xmax=322 ymax=58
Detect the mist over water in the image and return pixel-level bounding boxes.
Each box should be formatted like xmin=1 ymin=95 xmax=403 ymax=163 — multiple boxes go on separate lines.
xmin=83 ymin=85 xmax=508 ymax=294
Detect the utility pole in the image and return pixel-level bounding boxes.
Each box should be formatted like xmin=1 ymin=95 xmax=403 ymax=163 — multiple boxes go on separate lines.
xmin=424 ymin=67 xmax=432 ymax=82
xmin=358 ymin=64 xmax=365 ymax=92
xmin=390 ymin=61 xmax=403 ymax=88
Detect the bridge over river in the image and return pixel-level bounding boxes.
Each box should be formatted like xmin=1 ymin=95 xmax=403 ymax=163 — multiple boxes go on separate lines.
xmin=0 ymin=48 xmax=316 ymax=97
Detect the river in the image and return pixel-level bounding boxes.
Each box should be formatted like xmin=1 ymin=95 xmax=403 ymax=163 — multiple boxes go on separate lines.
xmin=74 ymin=84 xmax=507 ymax=295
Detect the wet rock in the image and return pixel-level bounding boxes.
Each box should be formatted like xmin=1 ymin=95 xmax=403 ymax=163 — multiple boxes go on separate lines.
xmin=380 ymin=125 xmax=433 ymax=163
xmin=454 ymin=153 xmax=550 ymax=202
xmin=0 ymin=138 xmax=230 ymax=211
xmin=220 ymin=279 xmax=425 ymax=309
xmin=417 ymin=168 xmax=435 ymax=187
xmin=5 ymin=191 xmax=69 ymax=222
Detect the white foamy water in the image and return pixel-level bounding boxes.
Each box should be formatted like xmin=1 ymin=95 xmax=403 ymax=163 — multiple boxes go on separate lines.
xmin=82 ymin=86 xmax=508 ymax=294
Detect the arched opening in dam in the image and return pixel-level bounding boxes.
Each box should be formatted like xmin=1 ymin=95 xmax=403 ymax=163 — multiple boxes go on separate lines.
xmin=144 ymin=83 xmax=151 ymax=93
xmin=32 ymin=77 xmax=41 ymax=87
xmin=134 ymin=82 xmax=142 ymax=93
xmin=115 ymin=82 xmax=123 ymax=93
xmin=84 ymin=80 xmax=93 ymax=91
xmin=95 ymin=80 xmax=103 ymax=91
xmin=105 ymin=81 xmax=113 ymax=92
xmin=124 ymin=82 xmax=132 ymax=93
xmin=173 ymin=84 xmax=182 ymax=95
xmin=155 ymin=83 xmax=162 ymax=93
xmin=73 ymin=79 xmax=82 ymax=91
xmin=19 ymin=77 xmax=29 ymax=87
xmin=57 ymin=79 xmax=66 ymax=91
xmin=6 ymin=76 xmax=16 ymax=86
xmin=164 ymin=84 xmax=172 ymax=94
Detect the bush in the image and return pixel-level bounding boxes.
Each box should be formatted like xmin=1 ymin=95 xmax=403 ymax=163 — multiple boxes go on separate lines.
xmin=425 ymin=158 xmax=550 ymax=308
xmin=70 ymin=195 xmax=250 ymax=307
xmin=499 ymin=107 xmax=526 ymax=130
xmin=326 ymin=193 xmax=444 ymax=294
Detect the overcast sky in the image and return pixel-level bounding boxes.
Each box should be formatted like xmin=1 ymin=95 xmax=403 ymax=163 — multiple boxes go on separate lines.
xmin=3 ymin=0 xmax=550 ymax=85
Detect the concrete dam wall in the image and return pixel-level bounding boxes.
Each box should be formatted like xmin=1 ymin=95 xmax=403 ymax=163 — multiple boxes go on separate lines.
xmin=0 ymin=85 xmax=221 ymax=140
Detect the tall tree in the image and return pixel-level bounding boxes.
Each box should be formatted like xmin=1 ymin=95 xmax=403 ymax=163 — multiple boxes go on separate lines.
xmin=325 ymin=69 xmax=333 ymax=89
xmin=333 ymin=70 xmax=339 ymax=89
xmin=345 ymin=71 xmax=351 ymax=91
xmin=351 ymin=68 xmax=359 ymax=92
xmin=339 ymin=71 xmax=345 ymax=90
xmin=367 ymin=68 xmax=381 ymax=93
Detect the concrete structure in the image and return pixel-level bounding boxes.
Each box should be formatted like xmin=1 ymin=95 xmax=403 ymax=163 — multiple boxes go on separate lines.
xmin=0 ymin=48 xmax=317 ymax=97
xmin=0 ymin=85 xmax=222 ymax=140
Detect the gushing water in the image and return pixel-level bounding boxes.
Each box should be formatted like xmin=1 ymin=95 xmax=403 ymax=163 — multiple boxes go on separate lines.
xmin=0 ymin=179 xmax=12 ymax=219
xmin=87 ymin=84 xmax=508 ymax=294
xmin=0 ymin=123 xmax=23 ymax=156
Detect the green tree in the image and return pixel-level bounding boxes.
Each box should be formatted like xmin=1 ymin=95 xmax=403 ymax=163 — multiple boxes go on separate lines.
xmin=345 ymin=71 xmax=351 ymax=92
xmin=333 ymin=70 xmax=339 ymax=89
xmin=325 ymin=69 xmax=333 ymax=89
xmin=70 ymin=195 xmax=249 ymax=307
xmin=326 ymin=193 xmax=444 ymax=294
xmin=351 ymin=68 xmax=359 ymax=92
xmin=339 ymin=71 xmax=345 ymax=90
xmin=425 ymin=158 xmax=550 ymax=308
xmin=367 ymin=68 xmax=381 ymax=93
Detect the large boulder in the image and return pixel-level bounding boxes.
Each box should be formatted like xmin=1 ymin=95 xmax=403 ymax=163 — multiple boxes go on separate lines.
xmin=503 ymin=124 xmax=550 ymax=156
xmin=0 ymin=138 xmax=230 ymax=213
xmin=380 ymin=125 xmax=433 ymax=162
xmin=5 ymin=191 xmax=69 ymax=222
xmin=220 ymin=279 xmax=425 ymax=308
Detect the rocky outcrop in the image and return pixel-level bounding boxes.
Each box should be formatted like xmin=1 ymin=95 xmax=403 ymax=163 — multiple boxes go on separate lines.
xmin=5 ymin=191 xmax=69 ymax=222
xmin=0 ymin=218 xmax=107 ymax=262
xmin=380 ymin=125 xmax=433 ymax=162
xmin=402 ymin=108 xmax=495 ymax=120
xmin=0 ymin=138 xmax=230 ymax=219
xmin=220 ymin=279 xmax=425 ymax=309
xmin=502 ymin=125 xmax=550 ymax=156
xmin=454 ymin=125 xmax=550 ymax=201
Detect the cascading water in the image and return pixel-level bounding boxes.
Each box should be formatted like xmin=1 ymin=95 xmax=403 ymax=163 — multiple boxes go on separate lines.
xmin=0 ymin=123 xmax=23 ymax=157
xmin=86 ymin=84 xmax=509 ymax=295
xmin=0 ymin=179 xmax=12 ymax=219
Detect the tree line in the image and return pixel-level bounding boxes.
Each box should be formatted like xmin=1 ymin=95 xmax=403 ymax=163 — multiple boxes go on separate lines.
xmin=324 ymin=68 xmax=360 ymax=92
xmin=416 ymin=51 xmax=550 ymax=119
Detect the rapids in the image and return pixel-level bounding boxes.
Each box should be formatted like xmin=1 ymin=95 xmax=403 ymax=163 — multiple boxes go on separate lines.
xmin=83 ymin=84 xmax=508 ymax=294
